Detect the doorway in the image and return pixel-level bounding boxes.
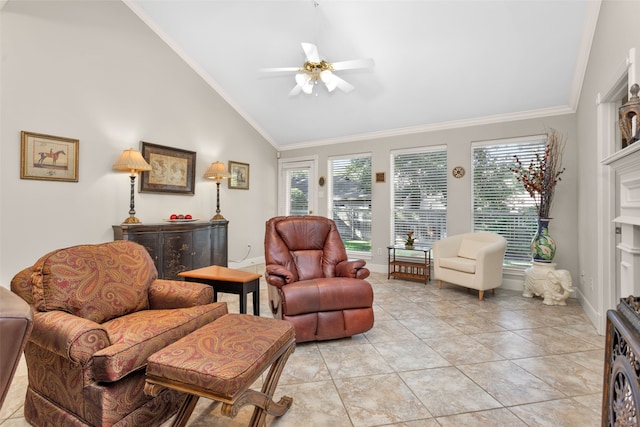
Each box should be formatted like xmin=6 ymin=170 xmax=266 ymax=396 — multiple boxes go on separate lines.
xmin=278 ymin=157 xmax=317 ymax=216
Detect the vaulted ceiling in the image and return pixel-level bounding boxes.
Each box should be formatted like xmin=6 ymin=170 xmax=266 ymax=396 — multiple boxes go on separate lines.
xmin=127 ymin=0 xmax=600 ymax=150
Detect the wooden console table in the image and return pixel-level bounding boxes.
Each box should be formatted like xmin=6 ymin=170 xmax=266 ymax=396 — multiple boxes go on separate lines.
xmin=387 ymin=245 xmax=431 ymax=284
xmin=113 ymin=220 xmax=228 ymax=280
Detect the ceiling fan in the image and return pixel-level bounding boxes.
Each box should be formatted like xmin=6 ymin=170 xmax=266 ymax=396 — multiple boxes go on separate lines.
xmin=262 ymin=42 xmax=374 ymax=96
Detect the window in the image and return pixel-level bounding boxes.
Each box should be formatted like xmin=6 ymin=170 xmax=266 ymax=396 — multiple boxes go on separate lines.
xmin=328 ymin=154 xmax=372 ymax=254
xmin=472 ymin=135 xmax=546 ymax=267
xmin=391 ymin=146 xmax=447 ymax=247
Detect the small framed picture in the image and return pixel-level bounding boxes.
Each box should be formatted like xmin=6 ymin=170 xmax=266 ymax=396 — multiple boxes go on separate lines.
xmin=375 ymin=172 xmax=385 ymax=183
xmin=20 ymin=131 xmax=79 ymax=182
xmin=228 ymin=161 xmax=250 ymax=190
xmin=140 ymin=141 xmax=196 ymax=195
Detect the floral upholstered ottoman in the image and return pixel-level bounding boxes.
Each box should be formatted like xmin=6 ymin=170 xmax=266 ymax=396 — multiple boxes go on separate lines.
xmin=145 ymin=313 xmax=295 ymax=427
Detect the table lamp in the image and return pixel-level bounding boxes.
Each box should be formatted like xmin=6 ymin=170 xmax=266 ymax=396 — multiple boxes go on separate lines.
xmin=113 ymin=148 xmax=152 ymax=224
xmin=204 ymin=161 xmax=230 ymax=220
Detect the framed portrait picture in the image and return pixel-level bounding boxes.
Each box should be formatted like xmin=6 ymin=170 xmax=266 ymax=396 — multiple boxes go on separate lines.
xmin=20 ymin=131 xmax=79 ymax=182
xmin=139 ymin=141 xmax=196 ymax=195
xmin=228 ymin=161 xmax=249 ymax=190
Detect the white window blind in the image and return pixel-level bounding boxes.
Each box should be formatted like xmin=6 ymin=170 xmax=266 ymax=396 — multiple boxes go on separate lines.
xmin=472 ymin=135 xmax=546 ymax=266
xmin=328 ymin=154 xmax=372 ymax=254
xmin=391 ymin=147 xmax=447 ymax=247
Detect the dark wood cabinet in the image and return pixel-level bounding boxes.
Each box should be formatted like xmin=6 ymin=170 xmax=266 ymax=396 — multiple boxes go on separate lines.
xmin=113 ymin=220 xmax=228 ymax=280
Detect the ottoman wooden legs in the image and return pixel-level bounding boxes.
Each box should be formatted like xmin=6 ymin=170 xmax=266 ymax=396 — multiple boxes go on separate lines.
xmin=145 ymin=314 xmax=296 ymax=427
xmin=227 ymin=341 xmax=295 ymax=426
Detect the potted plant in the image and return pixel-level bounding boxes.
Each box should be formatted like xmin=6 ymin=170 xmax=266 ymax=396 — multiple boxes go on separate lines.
xmin=405 ymin=231 xmax=415 ymax=249
xmin=511 ymin=129 xmax=566 ymax=262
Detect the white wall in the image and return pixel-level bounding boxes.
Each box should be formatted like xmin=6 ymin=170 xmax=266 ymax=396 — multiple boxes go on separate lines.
xmin=0 ymin=0 xmax=277 ymax=286
xmin=280 ymin=114 xmax=578 ymax=285
xmin=575 ymin=0 xmax=640 ymax=331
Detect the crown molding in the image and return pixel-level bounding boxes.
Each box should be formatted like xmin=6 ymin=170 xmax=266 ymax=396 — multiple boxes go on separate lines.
xmin=277 ymin=105 xmax=575 ymax=151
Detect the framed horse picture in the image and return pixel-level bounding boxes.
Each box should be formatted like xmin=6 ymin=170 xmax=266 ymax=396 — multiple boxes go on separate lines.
xmin=20 ymin=131 xmax=79 ymax=182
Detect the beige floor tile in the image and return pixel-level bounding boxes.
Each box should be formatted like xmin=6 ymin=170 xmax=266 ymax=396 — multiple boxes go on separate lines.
xmin=398 ymin=317 xmax=463 ymax=340
xmin=477 ymin=309 xmax=548 ymax=330
xmin=435 ymin=407 xmax=528 ymax=426
xmin=512 ymin=354 xmax=603 ymax=396
xmin=278 ymin=343 xmax=332 ymax=385
xmin=436 ymin=313 xmax=507 ymax=335
xmin=373 ymin=340 xmax=451 ymax=371
xmin=363 ymin=319 xmax=421 ymax=343
xmin=470 ymin=330 xmax=550 ymax=359
xmin=267 ymin=381 xmax=353 ymax=427
xmin=458 ymin=360 xmax=565 ymax=406
xmin=513 ymin=327 xmax=601 ymax=354
xmin=333 ymin=373 xmax=432 ymax=426
xmin=509 ymin=397 xmax=601 ymax=427
xmin=400 ymin=367 xmax=502 ymax=417
xmin=423 ymin=334 xmax=504 ymax=365
xmin=319 ymin=343 xmax=394 ymax=379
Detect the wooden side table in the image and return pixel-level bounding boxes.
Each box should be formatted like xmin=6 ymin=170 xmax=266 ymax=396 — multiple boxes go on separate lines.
xmin=179 ymin=266 xmax=261 ymax=315
xmin=387 ymin=245 xmax=431 ymax=284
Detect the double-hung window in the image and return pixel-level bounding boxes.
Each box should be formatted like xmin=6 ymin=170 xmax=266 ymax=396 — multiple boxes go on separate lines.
xmin=471 ymin=135 xmax=546 ymax=267
xmin=328 ymin=153 xmax=372 ymax=255
xmin=391 ymin=146 xmax=447 ymax=247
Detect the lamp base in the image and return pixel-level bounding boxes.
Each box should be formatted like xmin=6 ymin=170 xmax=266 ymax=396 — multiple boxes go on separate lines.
xmin=123 ymin=216 xmax=141 ymax=224
xmin=211 ymin=214 xmax=226 ymax=221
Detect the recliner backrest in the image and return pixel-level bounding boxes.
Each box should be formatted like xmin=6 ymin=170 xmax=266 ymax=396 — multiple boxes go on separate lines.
xmin=265 ymin=216 xmax=349 ymax=281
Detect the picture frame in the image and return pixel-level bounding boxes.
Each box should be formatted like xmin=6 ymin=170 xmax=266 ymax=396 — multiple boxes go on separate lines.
xmin=228 ymin=161 xmax=250 ymax=190
xmin=20 ymin=131 xmax=79 ymax=182
xmin=139 ymin=141 xmax=196 ymax=195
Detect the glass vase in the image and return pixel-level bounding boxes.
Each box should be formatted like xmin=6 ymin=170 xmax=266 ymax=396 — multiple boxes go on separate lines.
xmin=531 ymin=218 xmax=556 ymax=262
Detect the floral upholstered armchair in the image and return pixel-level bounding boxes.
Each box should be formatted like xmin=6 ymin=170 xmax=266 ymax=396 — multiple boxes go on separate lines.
xmin=10 ymin=241 xmax=228 ymax=427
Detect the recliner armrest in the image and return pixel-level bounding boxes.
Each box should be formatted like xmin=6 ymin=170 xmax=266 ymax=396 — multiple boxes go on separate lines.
xmin=265 ymin=264 xmax=295 ymax=288
xmin=30 ymin=310 xmax=110 ymax=364
xmin=149 ymin=279 xmax=213 ymax=309
xmin=336 ymin=259 xmax=370 ymax=279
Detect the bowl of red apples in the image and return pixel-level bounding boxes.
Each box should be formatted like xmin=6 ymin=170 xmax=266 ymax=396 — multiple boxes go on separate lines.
xmin=167 ymin=214 xmax=195 ymax=222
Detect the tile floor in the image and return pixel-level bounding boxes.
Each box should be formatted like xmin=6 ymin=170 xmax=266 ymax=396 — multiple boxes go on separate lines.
xmin=0 ymin=272 xmax=605 ymax=426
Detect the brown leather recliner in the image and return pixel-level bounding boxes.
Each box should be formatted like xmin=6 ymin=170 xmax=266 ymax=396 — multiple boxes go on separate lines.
xmin=264 ymin=216 xmax=374 ymax=343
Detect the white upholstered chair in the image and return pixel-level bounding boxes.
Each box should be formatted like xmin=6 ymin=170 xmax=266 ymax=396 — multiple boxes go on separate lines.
xmin=432 ymin=232 xmax=507 ymax=300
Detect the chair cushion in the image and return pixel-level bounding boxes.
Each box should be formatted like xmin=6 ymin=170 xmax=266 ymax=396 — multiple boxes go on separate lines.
xmin=93 ymin=302 xmax=228 ymax=382
xmin=30 ymin=241 xmax=156 ymax=324
xmin=458 ymin=239 xmax=485 ymax=260
xmin=439 ymin=256 xmax=476 ymax=274
xmin=281 ymin=277 xmax=374 ymax=316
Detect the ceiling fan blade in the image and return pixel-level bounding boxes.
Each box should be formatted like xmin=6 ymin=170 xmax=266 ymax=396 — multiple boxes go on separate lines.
xmin=289 ymin=83 xmax=304 ymax=96
xmin=332 ymin=74 xmax=355 ymax=93
xmin=301 ymin=42 xmax=320 ymax=63
xmin=320 ymin=70 xmax=354 ymax=93
xmin=259 ymin=66 xmax=300 ymax=73
xmin=331 ymin=58 xmax=375 ymax=71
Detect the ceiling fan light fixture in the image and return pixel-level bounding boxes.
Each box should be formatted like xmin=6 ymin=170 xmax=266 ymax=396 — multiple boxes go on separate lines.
xmin=264 ymin=42 xmax=373 ymax=97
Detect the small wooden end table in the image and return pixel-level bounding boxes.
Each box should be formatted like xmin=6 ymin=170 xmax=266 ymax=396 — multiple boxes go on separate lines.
xmin=179 ymin=266 xmax=261 ymax=315
xmin=387 ymin=245 xmax=432 ymax=284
